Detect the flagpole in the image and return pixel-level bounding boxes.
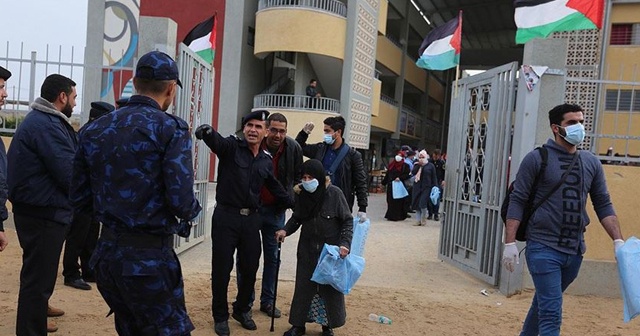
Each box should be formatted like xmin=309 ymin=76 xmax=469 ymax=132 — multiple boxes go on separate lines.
xmin=454 ymin=63 xmax=460 ymax=98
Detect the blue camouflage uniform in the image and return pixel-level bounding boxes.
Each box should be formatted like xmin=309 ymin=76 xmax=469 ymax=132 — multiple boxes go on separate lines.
xmin=71 ymin=53 xmax=201 ymax=335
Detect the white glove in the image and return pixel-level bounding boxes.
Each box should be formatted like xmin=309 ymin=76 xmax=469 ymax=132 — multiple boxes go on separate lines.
xmin=614 ymin=239 xmax=625 ymax=254
xmin=357 ymin=212 xmax=367 ymax=223
xmin=502 ymin=242 xmax=519 ymax=272
xmin=303 ymin=122 xmax=315 ymax=134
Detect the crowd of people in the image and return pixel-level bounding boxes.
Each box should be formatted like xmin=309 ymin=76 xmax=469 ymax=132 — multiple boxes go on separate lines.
xmin=0 ymin=48 xmax=627 ymax=336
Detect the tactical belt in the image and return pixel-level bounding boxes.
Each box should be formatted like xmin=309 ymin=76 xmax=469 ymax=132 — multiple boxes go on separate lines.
xmin=100 ymin=226 xmax=172 ymax=249
xmin=216 ymin=204 xmax=258 ymax=216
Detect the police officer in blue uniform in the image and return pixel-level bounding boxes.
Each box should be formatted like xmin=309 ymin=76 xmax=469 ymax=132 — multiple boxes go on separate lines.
xmin=71 ymin=51 xmax=202 ymax=336
xmin=195 ymin=110 xmax=294 ymax=336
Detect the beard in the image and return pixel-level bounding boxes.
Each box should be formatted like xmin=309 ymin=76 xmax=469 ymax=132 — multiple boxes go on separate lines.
xmin=61 ymin=101 xmax=73 ymax=117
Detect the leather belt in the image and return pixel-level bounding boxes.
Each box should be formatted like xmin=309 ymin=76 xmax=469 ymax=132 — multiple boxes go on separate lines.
xmin=216 ymin=204 xmax=258 ymax=216
xmin=100 ymin=226 xmax=172 ymax=249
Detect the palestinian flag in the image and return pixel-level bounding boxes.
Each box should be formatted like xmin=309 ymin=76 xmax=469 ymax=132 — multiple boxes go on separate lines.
xmin=183 ymin=15 xmax=217 ymax=64
xmin=416 ymin=12 xmax=462 ymax=71
xmin=514 ymin=0 xmax=604 ymax=44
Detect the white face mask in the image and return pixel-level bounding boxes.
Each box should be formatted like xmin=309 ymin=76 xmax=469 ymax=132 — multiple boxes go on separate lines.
xmin=395 ymin=155 xmax=402 ymax=162
xmin=418 ymin=158 xmax=427 ymax=165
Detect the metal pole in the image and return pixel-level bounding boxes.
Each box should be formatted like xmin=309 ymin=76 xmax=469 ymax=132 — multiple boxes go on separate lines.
xmin=29 ymin=51 xmax=37 ymax=104
xmin=270 ymin=242 xmax=282 ymax=332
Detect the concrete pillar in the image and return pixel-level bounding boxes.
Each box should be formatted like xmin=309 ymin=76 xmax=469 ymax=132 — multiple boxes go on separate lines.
xmin=82 ymin=0 xmax=106 ymax=125
xmin=499 ymin=38 xmax=568 ymax=296
xmin=138 ymin=16 xmax=178 ymax=58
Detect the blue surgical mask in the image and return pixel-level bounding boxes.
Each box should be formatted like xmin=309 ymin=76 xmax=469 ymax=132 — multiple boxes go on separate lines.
xmin=301 ymin=179 xmax=319 ymax=193
xmin=559 ymin=123 xmax=585 ymax=146
xmin=323 ymin=134 xmax=335 ymax=145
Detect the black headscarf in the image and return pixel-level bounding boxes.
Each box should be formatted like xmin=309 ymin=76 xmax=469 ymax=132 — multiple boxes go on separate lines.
xmin=294 ymin=159 xmax=327 ymax=221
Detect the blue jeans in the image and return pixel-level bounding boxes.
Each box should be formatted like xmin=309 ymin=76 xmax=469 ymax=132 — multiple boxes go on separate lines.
xmin=236 ymin=206 xmax=285 ymax=308
xmin=520 ymin=241 xmax=583 ymax=336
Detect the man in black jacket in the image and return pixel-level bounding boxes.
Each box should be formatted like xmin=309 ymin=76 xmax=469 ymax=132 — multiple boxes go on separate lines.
xmin=295 ymin=116 xmax=368 ymax=221
xmin=8 ymin=74 xmax=78 ymax=335
xmin=237 ymin=112 xmax=302 ymax=318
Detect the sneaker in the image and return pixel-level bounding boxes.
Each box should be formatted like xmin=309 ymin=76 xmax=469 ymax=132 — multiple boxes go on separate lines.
xmin=47 ymin=305 xmax=65 ymax=317
xmin=64 ymin=278 xmax=92 ymax=290
xmin=413 ymin=221 xmax=422 ymax=226
xmin=427 ymin=215 xmax=433 ymax=220
xmin=232 ymin=311 xmax=257 ymax=330
xmin=214 ymin=320 xmax=230 ymax=336
xmin=322 ymin=326 xmax=334 ymax=336
xmin=434 ymin=215 xmax=440 ymax=221
xmin=283 ymin=326 xmax=306 ymax=336
xmin=260 ymin=303 xmax=282 ymax=318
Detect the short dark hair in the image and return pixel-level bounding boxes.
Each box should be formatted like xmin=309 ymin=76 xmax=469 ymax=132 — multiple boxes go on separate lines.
xmin=433 ymin=149 xmax=441 ymax=155
xmin=267 ymin=112 xmax=288 ymax=126
xmin=309 ymin=79 xmax=317 ymax=84
xmin=548 ymin=103 xmax=583 ymax=126
xmin=324 ymin=116 xmax=346 ymax=135
xmin=133 ymin=78 xmax=174 ymax=95
xmin=40 ymin=74 xmax=76 ymax=103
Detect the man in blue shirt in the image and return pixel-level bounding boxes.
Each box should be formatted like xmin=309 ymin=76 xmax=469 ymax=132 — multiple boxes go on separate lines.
xmin=71 ymin=51 xmax=201 ymax=335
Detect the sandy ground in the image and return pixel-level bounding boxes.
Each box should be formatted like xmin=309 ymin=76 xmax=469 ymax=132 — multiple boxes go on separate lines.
xmin=0 ymin=193 xmax=638 ymax=335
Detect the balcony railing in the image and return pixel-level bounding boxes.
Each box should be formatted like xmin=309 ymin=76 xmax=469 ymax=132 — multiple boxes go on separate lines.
xmin=258 ymin=0 xmax=348 ymax=17
xmin=254 ymin=94 xmax=340 ymax=114
xmin=380 ymin=94 xmax=398 ymax=106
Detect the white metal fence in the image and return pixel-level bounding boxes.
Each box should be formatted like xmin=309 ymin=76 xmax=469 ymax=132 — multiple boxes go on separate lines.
xmin=253 ymin=93 xmax=340 ymax=114
xmin=258 ymin=0 xmax=348 ymax=17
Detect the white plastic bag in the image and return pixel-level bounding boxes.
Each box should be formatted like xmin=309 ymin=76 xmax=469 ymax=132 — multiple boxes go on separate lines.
xmin=616 ymin=236 xmax=640 ymax=322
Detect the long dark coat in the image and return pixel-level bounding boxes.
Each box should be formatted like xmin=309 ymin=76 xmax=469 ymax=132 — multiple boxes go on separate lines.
xmin=283 ymin=181 xmax=353 ymax=328
xmin=382 ymin=162 xmax=411 ymax=221
xmin=411 ymin=162 xmax=438 ymax=210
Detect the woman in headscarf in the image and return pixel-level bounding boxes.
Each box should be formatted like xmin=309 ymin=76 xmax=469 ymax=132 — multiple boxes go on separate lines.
xmin=382 ymin=151 xmax=411 ymax=221
xmin=275 ymin=159 xmax=353 ymax=336
xmin=411 ymin=150 xmax=438 ymax=226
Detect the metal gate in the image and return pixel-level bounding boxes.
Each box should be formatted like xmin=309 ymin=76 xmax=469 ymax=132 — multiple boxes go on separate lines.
xmin=438 ymin=62 xmax=517 ymax=285
xmin=172 ymin=44 xmax=214 ymax=254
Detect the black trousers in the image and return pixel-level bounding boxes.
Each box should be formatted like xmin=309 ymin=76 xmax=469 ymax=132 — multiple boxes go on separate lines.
xmin=79 ymin=218 xmax=100 ymax=279
xmin=211 ymin=207 xmax=262 ymax=323
xmin=62 ymin=212 xmax=92 ymax=280
xmin=15 ymin=214 xmax=67 ymax=336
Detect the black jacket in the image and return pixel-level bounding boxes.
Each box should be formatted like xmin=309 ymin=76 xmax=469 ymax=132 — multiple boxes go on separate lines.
xmin=273 ymin=136 xmax=303 ymax=199
xmin=295 ymin=130 xmax=368 ymax=212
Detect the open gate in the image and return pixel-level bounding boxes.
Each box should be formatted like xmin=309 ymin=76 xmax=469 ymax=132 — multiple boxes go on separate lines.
xmin=172 ymin=44 xmax=214 ymax=254
xmin=438 ymin=62 xmax=517 ymax=285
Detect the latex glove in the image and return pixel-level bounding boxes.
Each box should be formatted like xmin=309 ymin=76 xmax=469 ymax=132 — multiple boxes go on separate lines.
xmin=303 ymin=122 xmax=315 ymax=134
xmin=195 ymin=124 xmax=213 ymax=140
xmin=502 ymin=242 xmax=519 ymax=272
xmin=275 ymin=229 xmax=287 ymax=243
xmin=614 ymin=239 xmax=625 ymax=254
xmin=339 ymin=246 xmax=350 ymax=259
xmin=357 ymin=212 xmax=367 ymax=223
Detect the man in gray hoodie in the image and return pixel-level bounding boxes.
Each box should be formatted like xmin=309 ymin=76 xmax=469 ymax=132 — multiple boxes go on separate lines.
xmin=502 ymin=103 xmax=624 ymax=336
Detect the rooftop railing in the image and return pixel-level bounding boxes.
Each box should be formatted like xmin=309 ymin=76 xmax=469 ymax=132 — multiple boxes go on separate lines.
xmin=258 ymin=0 xmax=348 ymax=18
xmin=254 ymin=94 xmax=340 ymax=114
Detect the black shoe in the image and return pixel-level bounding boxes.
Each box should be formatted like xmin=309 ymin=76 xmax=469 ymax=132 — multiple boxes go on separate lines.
xmin=260 ymin=303 xmax=282 ymax=318
xmin=82 ymin=276 xmax=96 ymax=283
xmin=283 ymin=326 xmax=306 ymax=336
xmin=64 ymin=278 xmax=92 ymax=290
xmin=322 ymin=326 xmax=334 ymax=336
xmin=434 ymin=215 xmax=440 ymax=221
xmin=214 ymin=320 xmax=230 ymax=336
xmin=427 ymin=215 xmax=433 ymax=220
xmin=232 ymin=311 xmax=257 ymax=330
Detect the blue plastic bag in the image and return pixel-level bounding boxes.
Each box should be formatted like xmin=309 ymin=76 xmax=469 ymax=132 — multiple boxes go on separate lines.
xmin=311 ymin=244 xmax=365 ymax=294
xmin=430 ymin=186 xmax=441 ymax=205
xmin=351 ymin=218 xmax=370 ymax=257
xmin=616 ymin=236 xmax=640 ymax=322
xmin=392 ymin=180 xmax=408 ymax=199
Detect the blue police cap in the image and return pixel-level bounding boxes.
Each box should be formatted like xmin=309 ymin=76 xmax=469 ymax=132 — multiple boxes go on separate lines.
xmin=0 ymin=66 xmax=11 ymax=80
xmin=242 ymin=110 xmax=270 ymax=127
xmin=135 ymin=51 xmax=182 ymax=88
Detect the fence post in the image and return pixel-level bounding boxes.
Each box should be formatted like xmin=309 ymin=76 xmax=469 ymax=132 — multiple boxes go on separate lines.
xmin=29 ymin=51 xmax=37 ymax=104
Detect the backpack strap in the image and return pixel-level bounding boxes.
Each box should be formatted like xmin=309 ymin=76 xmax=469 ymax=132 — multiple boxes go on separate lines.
xmin=528 ymin=149 xmax=579 ymax=217
xmin=327 ymin=144 xmax=350 ymax=182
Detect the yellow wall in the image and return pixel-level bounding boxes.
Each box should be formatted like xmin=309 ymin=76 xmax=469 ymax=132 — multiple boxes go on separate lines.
xmin=376 ymin=36 xmax=402 ymax=75
xmin=263 ymin=109 xmax=339 ymax=144
xmin=596 ymin=111 xmax=640 ymax=155
xmin=404 ymin=56 xmax=426 ymax=92
xmin=372 ymin=100 xmax=398 ymax=132
xmin=372 ymin=79 xmax=381 ymax=117
xmin=255 ymin=9 xmax=347 ymax=59
xmin=610 ymin=3 xmax=640 ymax=23
xmin=429 ymin=77 xmax=446 ymax=104
xmin=584 ymin=165 xmax=640 ymax=261
xmin=378 ymin=0 xmax=388 ymax=35
xmin=605 ymin=4 xmax=640 ymax=81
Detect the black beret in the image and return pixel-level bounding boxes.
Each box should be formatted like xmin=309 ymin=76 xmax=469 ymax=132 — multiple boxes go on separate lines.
xmin=0 ymin=66 xmax=11 ymax=80
xmin=242 ymin=110 xmax=270 ymax=127
xmin=406 ymin=150 xmax=416 ymax=156
xmin=90 ymin=101 xmax=115 ymax=119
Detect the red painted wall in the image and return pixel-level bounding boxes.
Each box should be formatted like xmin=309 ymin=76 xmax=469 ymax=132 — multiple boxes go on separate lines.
xmin=141 ymin=0 xmax=224 ymax=181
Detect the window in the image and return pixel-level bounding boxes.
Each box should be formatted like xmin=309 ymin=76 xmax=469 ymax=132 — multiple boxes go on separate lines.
xmin=605 ymin=90 xmax=640 ymax=111
xmin=610 ymin=24 xmax=640 ymax=45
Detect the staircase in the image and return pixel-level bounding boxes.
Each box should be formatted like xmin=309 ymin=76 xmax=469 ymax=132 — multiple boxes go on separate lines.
xmin=260 ymin=68 xmax=295 ymax=95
